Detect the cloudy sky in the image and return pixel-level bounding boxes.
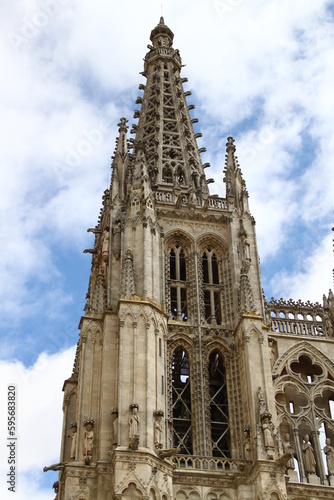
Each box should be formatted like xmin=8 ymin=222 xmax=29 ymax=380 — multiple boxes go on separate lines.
xmin=1 ymin=0 xmax=334 ymax=497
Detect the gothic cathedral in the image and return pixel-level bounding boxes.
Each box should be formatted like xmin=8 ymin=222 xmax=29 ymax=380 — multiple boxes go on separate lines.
xmin=51 ymin=18 xmax=334 ymax=500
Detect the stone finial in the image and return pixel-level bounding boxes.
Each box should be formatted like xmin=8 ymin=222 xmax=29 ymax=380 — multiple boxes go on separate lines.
xmin=117 ymin=117 xmax=128 ymax=133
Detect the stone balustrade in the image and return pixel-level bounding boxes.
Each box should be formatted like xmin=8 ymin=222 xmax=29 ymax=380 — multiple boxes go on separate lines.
xmin=271 ymin=318 xmax=324 ymax=336
xmin=154 ymin=191 xmax=228 ymax=210
xmin=171 ymin=455 xmax=247 ymax=472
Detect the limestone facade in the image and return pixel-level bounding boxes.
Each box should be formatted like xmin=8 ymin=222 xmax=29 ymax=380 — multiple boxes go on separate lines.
xmin=51 ymin=17 xmax=334 ymax=500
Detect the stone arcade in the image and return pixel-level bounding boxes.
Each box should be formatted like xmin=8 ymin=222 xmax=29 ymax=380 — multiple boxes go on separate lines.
xmin=50 ymin=18 xmax=334 ymax=500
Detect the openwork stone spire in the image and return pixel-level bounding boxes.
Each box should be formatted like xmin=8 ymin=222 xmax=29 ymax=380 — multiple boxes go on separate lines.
xmin=129 ymin=18 xmax=210 ymax=198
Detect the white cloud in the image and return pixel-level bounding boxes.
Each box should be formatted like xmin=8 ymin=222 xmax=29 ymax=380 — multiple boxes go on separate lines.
xmin=0 ymin=347 xmax=75 ymax=498
xmin=269 ymin=234 xmax=333 ymax=303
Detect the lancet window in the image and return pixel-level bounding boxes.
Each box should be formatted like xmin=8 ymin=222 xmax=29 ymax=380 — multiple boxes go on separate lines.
xmin=162 ymin=165 xmax=173 ymax=183
xmin=202 ymin=250 xmax=222 ymax=324
xmin=171 ymin=347 xmax=193 ymax=454
xmin=207 ymin=351 xmax=230 ymax=457
xmin=177 ymin=168 xmax=185 ymax=185
xmin=169 ymin=246 xmax=188 ymax=321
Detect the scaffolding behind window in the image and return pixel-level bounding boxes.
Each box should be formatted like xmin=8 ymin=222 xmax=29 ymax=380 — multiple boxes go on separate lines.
xmin=172 ymin=347 xmax=192 ymax=454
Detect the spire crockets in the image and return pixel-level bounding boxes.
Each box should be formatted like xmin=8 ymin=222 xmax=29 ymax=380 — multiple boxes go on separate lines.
xmin=224 ymin=136 xmax=249 ymax=212
xmin=111 ymin=117 xmax=129 ymax=202
xmin=127 ymin=17 xmax=210 ymax=199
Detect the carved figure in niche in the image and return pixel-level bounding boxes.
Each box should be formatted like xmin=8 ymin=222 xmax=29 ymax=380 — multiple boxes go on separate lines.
xmin=324 ymin=290 xmax=334 ymax=337
xmin=324 ymin=438 xmax=334 ymax=476
xmin=83 ymin=420 xmax=94 ymax=464
xmin=129 ymin=404 xmax=139 ymax=439
xmin=302 ymin=434 xmax=316 ymax=474
xmin=243 ymin=427 xmax=252 ymax=461
xmin=282 ymin=433 xmax=295 ymax=470
xmin=113 ymin=222 xmax=121 ymax=260
xmin=154 ymin=410 xmax=164 ymax=449
xmin=70 ymin=422 xmax=77 ymax=460
xmin=102 ymin=227 xmax=109 ymax=263
xmin=191 ymin=171 xmax=199 ymax=190
xmin=111 ymin=408 xmax=118 ymax=446
xmin=258 ymin=386 xmax=266 ymax=415
xmin=324 ymin=312 xmax=334 ymax=337
xmin=226 ymin=178 xmax=233 ymax=197
xmin=268 ymin=339 xmax=276 ymax=369
xmin=261 ymin=413 xmax=274 ymax=449
xmin=188 ymin=187 xmax=197 ymax=206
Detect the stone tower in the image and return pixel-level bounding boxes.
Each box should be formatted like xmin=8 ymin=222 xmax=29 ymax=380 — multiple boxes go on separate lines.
xmin=51 ymin=18 xmax=334 ymax=500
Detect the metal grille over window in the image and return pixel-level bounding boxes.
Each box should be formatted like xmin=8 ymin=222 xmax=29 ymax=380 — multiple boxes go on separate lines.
xmin=169 ymin=247 xmax=188 ymax=321
xmin=202 ymin=251 xmax=222 ymax=324
xmin=208 ymin=351 xmax=230 ymax=457
xmin=172 ymin=347 xmax=193 ymax=454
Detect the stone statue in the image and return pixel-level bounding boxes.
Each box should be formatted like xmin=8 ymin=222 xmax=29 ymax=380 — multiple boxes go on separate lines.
xmin=83 ymin=420 xmax=94 ymax=463
xmin=262 ymin=415 xmax=274 ymax=449
xmin=324 ymin=312 xmax=334 ymax=337
xmin=102 ymin=227 xmax=109 ymax=263
xmin=258 ymin=386 xmax=266 ymax=415
xmin=70 ymin=423 xmax=77 ymax=460
xmin=154 ymin=411 xmax=164 ymax=450
xmin=113 ymin=222 xmax=121 ymax=260
xmin=324 ymin=438 xmax=334 ymax=476
xmin=243 ymin=428 xmax=252 ymax=461
xmin=268 ymin=339 xmax=276 ymax=369
xmin=302 ymin=434 xmax=316 ymax=474
xmin=129 ymin=404 xmax=139 ymax=439
xmin=282 ymin=433 xmax=295 ymax=470
xmin=188 ymin=188 xmax=197 ymax=206
xmin=111 ymin=408 xmax=118 ymax=446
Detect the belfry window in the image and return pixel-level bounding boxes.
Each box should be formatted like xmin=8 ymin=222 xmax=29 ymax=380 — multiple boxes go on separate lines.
xmin=171 ymin=347 xmax=193 ymax=454
xmin=202 ymin=250 xmax=222 ymax=324
xmin=177 ymin=168 xmax=185 ymax=185
xmin=162 ymin=166 xmax=173 ymax=183
xmin=169 ymin=247 xmax=188 ymax=321
xmin=208 ymin=351 xmax=230 ymax=457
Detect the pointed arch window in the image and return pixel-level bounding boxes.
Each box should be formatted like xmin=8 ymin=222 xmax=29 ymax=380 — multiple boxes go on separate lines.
xmin=171 ymin=347 xmax=193 ymax=454
xmin=169 ymin=246 xmax=188 ymax=321
xmin=202 ymin=250 xmax=222 ymax=324
xmin=162 ymin=166 xmax=173 ymax=183
xmin=177 ymin=168 xmax=185 ymax=185
xmin=208 ymin=351 xmax=230 ymax=457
